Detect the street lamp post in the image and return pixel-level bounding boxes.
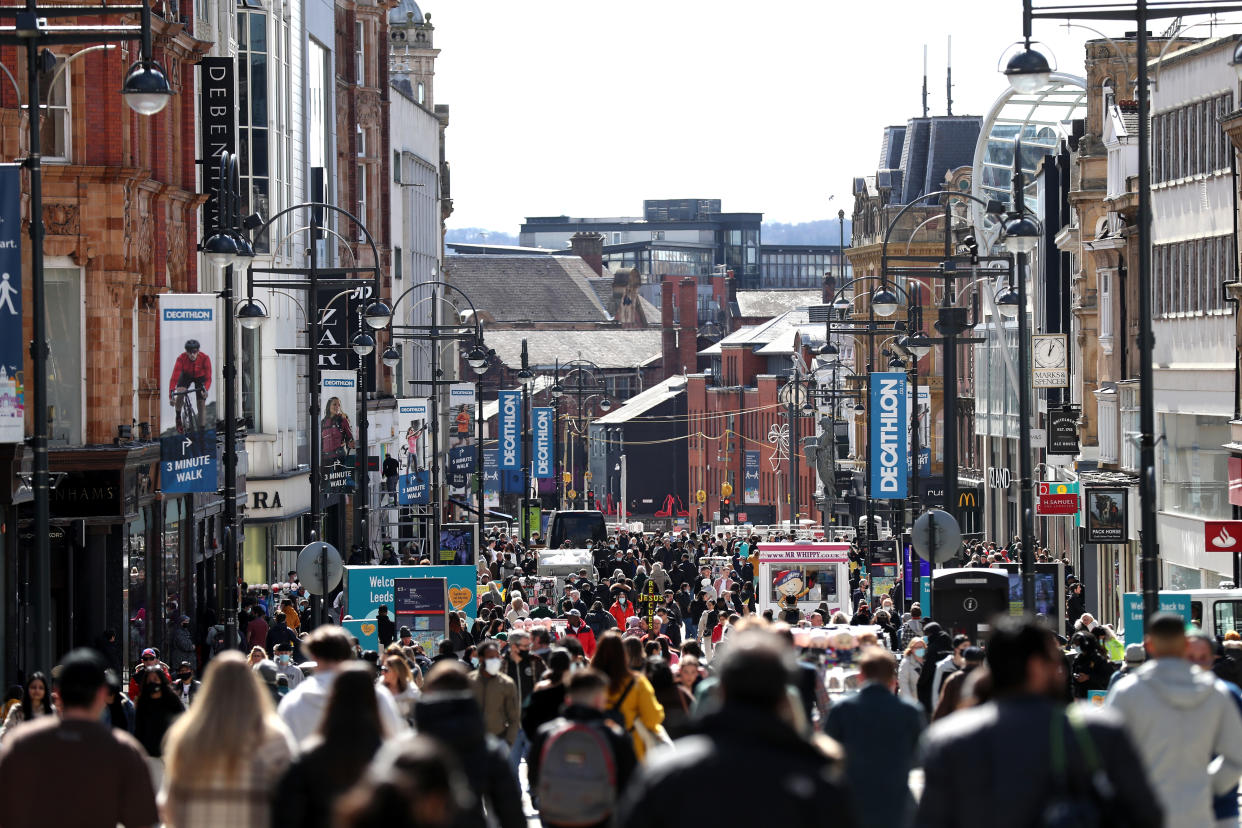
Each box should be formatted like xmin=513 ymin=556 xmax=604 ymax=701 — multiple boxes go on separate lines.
xmin=1001 ymin=0 xmax=1242 ymax=628
xmin=241 ymin=202 xmax=390 ymax=624
xmin=1 ymin=0 xmax=171 ymax=672
xmin=550 ymin=360 xmax=611 ymax=511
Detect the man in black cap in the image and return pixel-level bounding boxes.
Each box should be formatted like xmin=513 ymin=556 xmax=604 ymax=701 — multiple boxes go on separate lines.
xmin=0 ymin=649 xmax=158 ymax=828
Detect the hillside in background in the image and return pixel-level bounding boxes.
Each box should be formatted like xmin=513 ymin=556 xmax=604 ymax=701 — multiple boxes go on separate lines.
xmin=445 ymin=227 xmax=521 ymax=247
xmin=761 ymin=219 xmax=851 ymax=245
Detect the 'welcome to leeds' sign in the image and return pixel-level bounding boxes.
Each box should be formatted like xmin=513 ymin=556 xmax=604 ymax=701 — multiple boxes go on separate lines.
xmin=869 ymin=372 xmax=907 ymax=500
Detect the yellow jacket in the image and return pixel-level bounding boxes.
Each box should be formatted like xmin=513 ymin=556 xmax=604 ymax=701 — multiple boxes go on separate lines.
xmin=606 ymin=673 xmax=666 ymax=762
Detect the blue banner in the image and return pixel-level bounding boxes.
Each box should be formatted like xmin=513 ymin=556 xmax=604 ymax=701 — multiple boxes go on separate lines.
xmin=0 ymin=165 xmax=22 ymax=444
xmin=532 ymin=406 xmax=553 ymax=478
xmin=743 ymin=450 xmax=760 ymax=504
xmin=482 ymin=450 xmax=500 ymax=498
xmin=398 ymin=470 xmax=430 ymax=505
xmin=869 ymin=372 xmax=907 ymax=499
xmin=497 ymin=389 xmax=522 ymax=470
xmin=159 ymin=294 xmax=219 ymax=493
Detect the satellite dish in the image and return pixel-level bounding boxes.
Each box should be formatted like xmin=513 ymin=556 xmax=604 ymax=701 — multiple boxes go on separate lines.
xmin=912 ymin=509 xmax=961 ymax=565
xmin=297 ymin=541 xmax=344 ymax=595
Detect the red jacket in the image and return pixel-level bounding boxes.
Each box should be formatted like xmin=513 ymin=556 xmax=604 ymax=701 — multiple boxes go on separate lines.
xmin=168 ymin=351 xmax=212 ymax=396
xmin=564 ymin=621 xmax=597 ymax=657
xmin=609 ymin=600 xmax=635 ymax=629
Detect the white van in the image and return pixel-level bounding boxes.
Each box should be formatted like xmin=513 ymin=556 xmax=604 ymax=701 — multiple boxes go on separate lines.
xmin=1173 ymin=589 xmax=1242 ymax=638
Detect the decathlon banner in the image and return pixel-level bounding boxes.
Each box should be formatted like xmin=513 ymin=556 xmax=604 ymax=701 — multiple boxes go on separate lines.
xmin=497 ymin=390 xmax=522 ymax=470
xmin=869 ymin=372 xmax=907 ymax=500
xmin=395 ymin=397 xmax=430 ymax=475
xmin=159 ymin=294 xmax=218 ymax=493
xmin=0 ymin=165 xmax=22 ymax=443
xmin=321 ymin=371 xmax=358 ymax=493
xmin=532 ymin=406 xmax=554 ymax=478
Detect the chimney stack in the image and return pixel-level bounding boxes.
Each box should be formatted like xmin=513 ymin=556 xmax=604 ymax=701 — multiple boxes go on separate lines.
xmin=570 ymin=231 xmax=604 ymax=275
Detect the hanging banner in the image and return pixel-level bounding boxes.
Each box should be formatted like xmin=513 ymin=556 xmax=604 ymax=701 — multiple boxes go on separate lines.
xmin=398 ymin=469 xmax=430 ymax=505
xmin=314 ymin=284 xmax=377 ymax=391
xmin=395 ymin=397 xmax=430 ymax=475
xmin=199 ymin=57 xmax=236 ymax=237
xmin=448 ymin=444 xmax=475 ymax=475
xmin=743 ymin=450 xmax=760 ymax=504
xmin=1037 ymin=481 xmax=1079 ymax=516
xmin=869 ymin=372 xmax=907 ymax=500
xmin=159 ymin=295 xmax=218 ymax=493
xmin=497 ymin=389 xmax=522 ymax=470
xmin=483 ymin=449 xmax=500 ymax=507
xmin=448 ymin=383 xmax=476 ymax=448
xmin=532 ymin=406 xmax=553 ymax=478
xmin=321 ymin=370 xmax=358 ymax=493
xmin=0 ymin=165 xmax=22 ymax=443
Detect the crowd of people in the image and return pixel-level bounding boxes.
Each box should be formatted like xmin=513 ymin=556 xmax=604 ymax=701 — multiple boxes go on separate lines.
xmin=2 ymin=525 xmax=1242 ymax=828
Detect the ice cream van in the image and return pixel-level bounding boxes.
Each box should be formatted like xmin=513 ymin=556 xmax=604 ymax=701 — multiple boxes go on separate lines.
xmin=757 ymin=541 xmax=852 ymax=617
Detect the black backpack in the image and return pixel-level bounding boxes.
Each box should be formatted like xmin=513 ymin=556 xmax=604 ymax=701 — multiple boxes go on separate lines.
xmin=535 ymin=719 xmax=618 ymax=827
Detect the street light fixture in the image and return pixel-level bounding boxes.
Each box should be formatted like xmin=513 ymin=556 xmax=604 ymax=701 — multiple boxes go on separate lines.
xmin=203 ymin=231 xmax=240 ymax=268
xmin=1232 ymin=40 xmax=1242 ymax=81
xmin=1003 ymin=41 xmax=1053 ymax=93
xmin=381 ymin=346 xmax=401 ymax=369
xmin=1001 ymin=214 xmax=1041 ymax=254
xmin=121 ymin=60 xmax=172 ymax=114
xmin=905 ymin=331 xmax=932 ymax=359
xmin=364 ymin=300 xmax=393 ymax=330
xmin=599 ymin=397 xmax=613 ymax=412
xmin=237 ymin=299 xmax=267 ymax=330
xmin=871 ymin=287 xmax=899 ymax=317
xmin=466 ymin=344 xmax=490 ymax=375
xmin=351 ymin=332 xmax=375 ymax=356
xmin=818 ymin=341 xmax=839 ymax=356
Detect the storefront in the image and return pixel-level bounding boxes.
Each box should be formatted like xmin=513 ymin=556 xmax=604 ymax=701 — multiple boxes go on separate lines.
xmin=244 ymin=471 xmax=312 ymax=584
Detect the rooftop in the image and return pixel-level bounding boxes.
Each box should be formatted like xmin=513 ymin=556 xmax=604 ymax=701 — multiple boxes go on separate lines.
xmin=482 ymin=329 xmax=663 ymax=371
xmin=735 ymin=290 xmax=822 ymax=319
xmin=592 ymin=376 xmax=687 ymax=425
xmin=446 ymin=255 xmax=610 ymax=324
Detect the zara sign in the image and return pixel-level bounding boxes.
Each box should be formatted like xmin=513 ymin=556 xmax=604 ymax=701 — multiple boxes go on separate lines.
xmin=869 ymin=372 xmax=907 ymax=500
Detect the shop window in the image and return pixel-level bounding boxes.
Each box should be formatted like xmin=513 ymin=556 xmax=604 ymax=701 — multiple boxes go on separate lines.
xmin=45 ymin=267 xmax=83 ymax=444
xmin=241 ymin=324 xmax=261 ymax=430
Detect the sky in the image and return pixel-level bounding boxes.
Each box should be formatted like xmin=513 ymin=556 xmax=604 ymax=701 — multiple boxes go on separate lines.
xmin=430 ymin=0 xmax=1153 ymax=234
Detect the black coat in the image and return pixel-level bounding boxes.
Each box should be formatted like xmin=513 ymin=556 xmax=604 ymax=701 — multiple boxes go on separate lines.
xmin=412 ymin=693 xmax=525 ymax=828
xmin=376 ymin=613 xmax=395 ymax=647
xmin=915 ymin=696 xmax=1162 ymax=828
xmin=826 ymin=684 xmax=924 ymax=826
xmin=617 ymin=705 xmax=856 ymax=828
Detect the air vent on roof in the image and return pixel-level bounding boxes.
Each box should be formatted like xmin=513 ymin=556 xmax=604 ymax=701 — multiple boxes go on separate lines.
xmin=807 ymin=305 xmax=832 ymax=323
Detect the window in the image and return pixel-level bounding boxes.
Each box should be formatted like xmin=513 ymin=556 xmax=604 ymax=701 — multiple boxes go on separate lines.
xmin=1159 ymin=412 xmax=1231 ymax=519
xmin=241 ymin=325 xmax=261 ymax=430
xmin=307 ymin=40 xmax=330 ymax=170
xmin=1214 ymin=601 xmax=1242 ymax=639
xmin=416 ymin=81 xmax=425 ymax=104
xmin=355 ymin=20 xmax=365 ymax=86
xmin=356 ymin=163 xmax=367 ymax=238
xmin=37 ymin=56 xmax=70 ymax=162
xmin=237 ymin=8 xmax=271 ymax=252
xmin=357 ymin=124 xmax=365 ymax=157
xmin=1153 ymin=91 xmax=1234 ymax=184
xmin=393 ymin=150 xmax=401 ymax=182
xmin=394 ymin=246 xmax=403 ymax=281
xmin=45 ymin=267 xmax=82 ymax=444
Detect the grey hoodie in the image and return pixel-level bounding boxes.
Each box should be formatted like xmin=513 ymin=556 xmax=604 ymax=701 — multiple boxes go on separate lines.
xmin=1107 ymin=658 xmax=1242 ymax=828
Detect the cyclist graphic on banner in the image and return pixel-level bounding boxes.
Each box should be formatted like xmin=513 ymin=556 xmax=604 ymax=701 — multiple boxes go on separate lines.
xmin=158 ymin=295 xmax=218 ymax=494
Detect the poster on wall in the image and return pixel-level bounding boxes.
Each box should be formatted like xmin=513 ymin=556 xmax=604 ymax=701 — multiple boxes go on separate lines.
xmin=1086 ymin=488 xmax=1128 ymax=543
xmin=321 ymin=370 xmax=358 ymax=493
xmin=159 ymin=294 xmax=218 ymax=493
xmin=0 ymin=165 xmax=22 ymax=444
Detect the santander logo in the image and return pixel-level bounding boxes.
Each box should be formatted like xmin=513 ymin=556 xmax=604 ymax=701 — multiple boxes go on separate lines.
xmin=1207 ymin=522 xmax=1242 ymax=552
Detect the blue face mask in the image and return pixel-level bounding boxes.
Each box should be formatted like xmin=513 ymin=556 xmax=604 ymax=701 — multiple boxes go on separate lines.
xmin=913 ymin=648 xmax=926 ymax=658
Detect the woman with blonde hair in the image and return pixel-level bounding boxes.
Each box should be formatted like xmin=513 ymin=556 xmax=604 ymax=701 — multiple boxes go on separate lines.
xmin=898 ymin=637 xmax=926 ymax=699
xmin=245 ymin=645 xmax=266 ymax=668
xmin=160 ymin=651 xmax=296 ymax=828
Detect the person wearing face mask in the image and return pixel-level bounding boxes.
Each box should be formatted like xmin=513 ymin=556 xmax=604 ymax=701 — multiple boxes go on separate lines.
xmin=272 ymin=641 xmax=305 ymax=689
xmin=609 ymin=589 xmax=636 ymax=629
xmin=930 ymin=635 xmax=972 ymax=709
xmin=467 ymin=641 xmax=520 ymax=748
xmin=898 ymin=637 xmax=926 ymax=699
xmin=168 ymin=615 xmax=196 ymax=676
xmin=173 ymin=661 xmax=201 ymax=706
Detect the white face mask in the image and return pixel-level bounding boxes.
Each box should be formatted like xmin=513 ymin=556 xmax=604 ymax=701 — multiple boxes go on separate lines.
xmin=484 ymin=657 xmax=502 ymax=676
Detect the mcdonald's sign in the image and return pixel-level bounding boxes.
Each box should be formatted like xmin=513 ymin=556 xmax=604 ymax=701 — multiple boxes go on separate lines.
xmin=958 ymin=491 xmax=977 ymax=509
